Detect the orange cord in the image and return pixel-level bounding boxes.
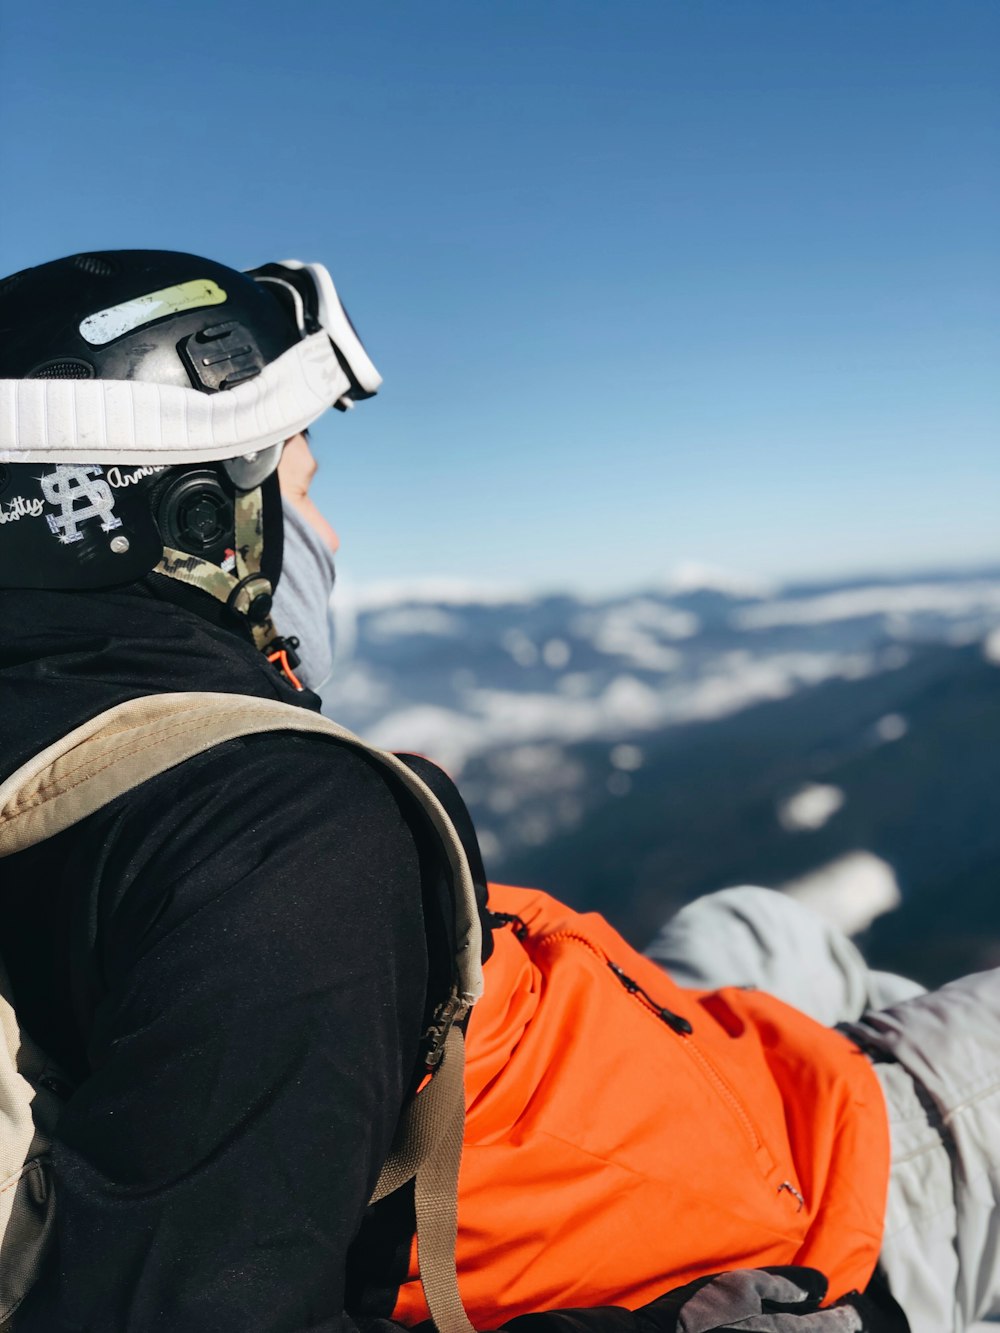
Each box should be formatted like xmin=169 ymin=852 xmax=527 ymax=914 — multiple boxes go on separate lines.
xmin=267 ymin=649 xmax=304 ymax=691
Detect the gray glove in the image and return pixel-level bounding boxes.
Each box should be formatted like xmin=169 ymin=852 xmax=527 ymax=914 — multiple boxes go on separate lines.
xmin=635 ymin=1267 xmax=869 ymax=1332
xmin=501 ymin=1267 xmax=901 ymax=1333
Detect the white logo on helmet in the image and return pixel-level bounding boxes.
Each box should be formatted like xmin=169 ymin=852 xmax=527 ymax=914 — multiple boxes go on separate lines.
xmin=41 ymin=465 xmax=122 ymax=545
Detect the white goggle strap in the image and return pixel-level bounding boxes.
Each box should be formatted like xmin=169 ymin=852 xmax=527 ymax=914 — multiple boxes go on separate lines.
xmin=0 ymin=333 xmax=349 ymax=467
xmin=275 ymin=260 xmax=383 ymax=408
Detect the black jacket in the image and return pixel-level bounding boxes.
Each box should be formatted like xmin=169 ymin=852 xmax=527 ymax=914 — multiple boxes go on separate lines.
xmin=0 ymin=584 xmax=482 ymax=1332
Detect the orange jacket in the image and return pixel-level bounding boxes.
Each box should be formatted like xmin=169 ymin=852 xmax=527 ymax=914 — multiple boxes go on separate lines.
xmin=393 ymin=884 xmax=890 ymax=1327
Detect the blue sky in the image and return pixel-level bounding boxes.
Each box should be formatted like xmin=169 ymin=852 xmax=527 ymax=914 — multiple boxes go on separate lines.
xmin=1 ymin=1 xmax=997 ymax=593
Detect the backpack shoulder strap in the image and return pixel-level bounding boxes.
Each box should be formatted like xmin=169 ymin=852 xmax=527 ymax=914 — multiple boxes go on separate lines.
xmin=0 ymin=691 xmax=483 ymax=1010
xmin=0 ymin=691 xmax=481 ymax=1333
xmin=0 ymin=950 xmax=62 ymax=1329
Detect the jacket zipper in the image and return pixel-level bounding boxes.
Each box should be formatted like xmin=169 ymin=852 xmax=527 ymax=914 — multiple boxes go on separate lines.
xmin=519 ymin=925 xmax=765 ymax=1159
xmin=607 ymin=955 xmax=764 ymax=1157
xmin=606 ymin=961 xmax=693 ymax=1034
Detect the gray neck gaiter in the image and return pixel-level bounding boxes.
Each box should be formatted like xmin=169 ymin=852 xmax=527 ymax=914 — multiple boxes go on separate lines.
xmin=271 ymin=497 xmax=337 ymax=693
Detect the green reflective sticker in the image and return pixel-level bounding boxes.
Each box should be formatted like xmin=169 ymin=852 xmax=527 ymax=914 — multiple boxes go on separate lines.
xmin=79 ymin=279 xmax=228 ymax=346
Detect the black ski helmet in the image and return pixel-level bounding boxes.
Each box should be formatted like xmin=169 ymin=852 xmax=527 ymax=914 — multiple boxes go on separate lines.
xmin=0 ymin=250 xmax=380 ymax=643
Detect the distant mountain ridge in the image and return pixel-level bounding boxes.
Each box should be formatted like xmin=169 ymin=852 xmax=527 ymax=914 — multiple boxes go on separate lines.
xmin=323 ymin=566 xmax=1000 ymax=985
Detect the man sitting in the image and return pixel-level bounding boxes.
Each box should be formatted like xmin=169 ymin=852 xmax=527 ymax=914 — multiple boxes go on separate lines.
xmin=0 ymin=249 xmax=997 ymax=1333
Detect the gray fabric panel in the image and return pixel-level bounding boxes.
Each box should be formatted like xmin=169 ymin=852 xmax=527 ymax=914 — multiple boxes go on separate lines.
xmin=271 ymin=498 xmax=337 ymax=693
xmin=644 ymin=884 xmax=924 ymax=1026
xmin=847 ymin=971 xmax=1000 ymax=1333
xmin=645 ymin=886 xmax=1000 ymax=1332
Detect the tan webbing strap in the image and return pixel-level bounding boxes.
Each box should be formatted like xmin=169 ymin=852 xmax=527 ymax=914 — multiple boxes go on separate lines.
xmin=371 ymin=1026 xmax=475 ymax=1333
xmin=413 ymin=1027 xmax=477 ymax=1333
xmin=0 ymin=692 xmax=483 ymax=1006
xmin=370 ymin=1024 xmax=463 ymax=1205
xmin=0 ymin=692 xmax=483 ymax=1333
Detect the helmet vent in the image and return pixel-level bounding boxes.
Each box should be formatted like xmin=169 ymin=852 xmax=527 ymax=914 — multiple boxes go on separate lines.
xmin=74 ymin=254 xmax=117 ymax=277
xmin=27 ymin=358 xmax=96 ymax=380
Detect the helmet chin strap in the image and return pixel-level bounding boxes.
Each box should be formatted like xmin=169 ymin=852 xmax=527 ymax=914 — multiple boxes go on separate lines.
xmin=155 ymin=487 xmax=279 ymax=652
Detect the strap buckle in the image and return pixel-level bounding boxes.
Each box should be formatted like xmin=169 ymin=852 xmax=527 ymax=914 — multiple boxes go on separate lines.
xmin=225 ymin=573 xmax=273 ymax=623
xmin=423 ymin=989 xmax=470 ymax=1071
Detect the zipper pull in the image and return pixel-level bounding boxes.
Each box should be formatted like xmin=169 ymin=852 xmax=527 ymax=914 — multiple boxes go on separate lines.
xmin=608 ymin=961 xmax=693 ymax=1035
xmin=609 ymin=961 xmax=639 ymax=993
xmin=489 ymin=910 xmax=529 ymax=941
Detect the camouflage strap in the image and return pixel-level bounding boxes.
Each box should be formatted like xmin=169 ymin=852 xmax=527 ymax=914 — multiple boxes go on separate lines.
xmin=154 ymin=488 xmax=278 ymax=651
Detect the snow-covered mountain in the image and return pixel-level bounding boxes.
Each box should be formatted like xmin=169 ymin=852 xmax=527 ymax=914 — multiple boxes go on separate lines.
xmin=322 ymin=567 xmax=1000 ymax=985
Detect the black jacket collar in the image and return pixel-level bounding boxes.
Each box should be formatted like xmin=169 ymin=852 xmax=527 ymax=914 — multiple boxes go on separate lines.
xmin=0 ymin=582 xmax=319 ymax=783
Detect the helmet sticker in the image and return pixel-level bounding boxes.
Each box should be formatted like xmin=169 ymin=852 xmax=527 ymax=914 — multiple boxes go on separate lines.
xmin=79 ymin=279 xmax=227 ymax=347
xmin=41 ymin=465 xmax=122 ymax=544
xmin=0 ymin=492 xmax=44 ymax=526
xmin=105 ymin=464 xmax=168 ymax=489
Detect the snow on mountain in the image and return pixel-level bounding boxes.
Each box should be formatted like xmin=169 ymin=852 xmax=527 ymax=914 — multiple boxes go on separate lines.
xmin=873 ymin=712 xmax=908 ymax=743
xmin=356 ymin=653 xmax=876 ymax=775
xmin=327 ymin=567 xmax=1000 ymax=775
xmin=350 ymin=577 xmax=533 ymax=610
xmin=366 ymin=606 xmax=465 ymax=641
xmin=572 ymin=600 xmax=699 ymax=669
xmin=661 ymin=560 xmax=777 ymax=600
xmin=322 ymin=567 xmax=1000 ymax=983
xmin=735 ymin=578 xmax=1000 ymax=631
xmin=780 ymin=851 xmax=901 ymax=935
xmin=777 ymin=783 xmax=846 ymax=833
